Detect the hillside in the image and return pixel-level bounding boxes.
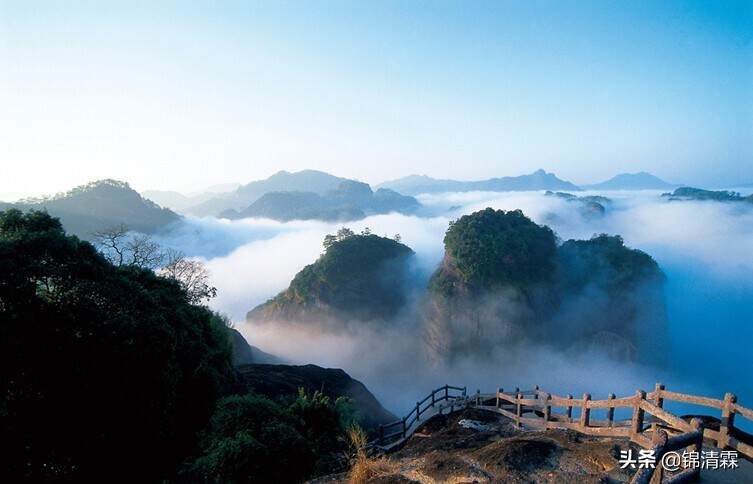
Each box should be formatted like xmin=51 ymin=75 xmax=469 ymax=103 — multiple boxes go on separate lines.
xmin=6 ymin=179 xmax=179 ymax=238
xmin=583 ymin=172 xmax=676 ymax=190
xmin=247 ymin=233 xmax=415 ymax=326
xmin=220 ymin=181 xmax=420 ymax=221
xmin=544 ymin=191 xmax=610 ymax=218
xmin=187 ymin=170 xmax=351 ymax=217
xmin=423 ymin=208 xmax=666 ymax=363
xmin=235 ymin=363 xmax=396 ymax=430
xmin=378 ymin=169 xmax=580 ymax=195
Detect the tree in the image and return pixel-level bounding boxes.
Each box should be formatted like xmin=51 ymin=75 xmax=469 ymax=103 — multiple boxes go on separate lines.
xmin=336 ymin=227 xmax=355 ymax=240
xmin=393 ymin=233 xmax=402 ymax=243
xmin=0 ymin=209 xmax=232 ymax=482
xmin=159 ymin=249 xmax=217 ymax=304
xmin=92 ymin=224 xmax=164 ymax=269
xmin=360 ymin=227 xmax=371 ymax=236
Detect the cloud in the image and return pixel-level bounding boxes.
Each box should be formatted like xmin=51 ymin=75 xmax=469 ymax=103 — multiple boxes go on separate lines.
xmin=154 ymin=192 xmax=753 ymax=415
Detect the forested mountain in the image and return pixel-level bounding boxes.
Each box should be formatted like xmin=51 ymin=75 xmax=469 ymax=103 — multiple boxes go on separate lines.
xmin=3 ymin=179 xmax=179 ymax=238
xmin=544 ymin=190 xmax=611 ymax=218
xmin=583 ymin=172 xmax=676 ymax=190
xmin=423 ymin=208 xmax=666 ymax=363
xmin=248 ymin=231 xmax=415 ymax=326
xmin=186 ymin=170 xmax=352 ymax=217
xmin=220 ymin=180 xmax=420 ymax=221
xmin=662 ymin=187 xmax=753 ymax=203
xmin=378 ymin=169 xmax=581 ymax=195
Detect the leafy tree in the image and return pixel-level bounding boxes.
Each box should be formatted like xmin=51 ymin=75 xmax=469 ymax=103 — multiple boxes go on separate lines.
xmin=159 ymin=249 xmax=218 ymax=304
xmin=183 ymin=390 xmax=355 ymax=483
xmin=0 ymin=209 xmax=233 ymax=482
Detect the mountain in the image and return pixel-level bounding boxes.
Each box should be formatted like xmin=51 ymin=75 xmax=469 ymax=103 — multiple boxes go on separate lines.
xmin=544 ymin=191 xmax=611 ymax=218
xmin=220 ymin=180 xmax=420 ymax=222
xmin=235 ymin=363 xmax=396 ymax=429
xmin=142 ymin=183 xmax=240 ymax=213
xmin=662 ymin=187 xmax=753 ymax=203
xmin=423 ymin=208 xmax=666 ymax=364
xmin=4 ymin=179 xmax=180 ymax=238
xmin=377 ymin=169 xmax=581 ymax=195
xmin=228 ymin=328 xmax=283 ymax=365
xmin=583 ymin=172 xmax=676 ymax=190
xmin=247 ymin=232 xmax=415 ymax=327
xmin=186 ymin=170 xmax=351 ymax=217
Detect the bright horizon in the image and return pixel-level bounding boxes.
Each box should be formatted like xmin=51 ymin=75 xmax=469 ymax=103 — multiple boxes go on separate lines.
xmin=2 ymin=1 xmax=752 ymax=199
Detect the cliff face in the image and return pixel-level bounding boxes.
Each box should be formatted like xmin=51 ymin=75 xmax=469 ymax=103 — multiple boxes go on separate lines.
xmin=247 ymin=234 xmax=415 ymax=328
xmin=422 ymin=208 xmax=666 ymax=364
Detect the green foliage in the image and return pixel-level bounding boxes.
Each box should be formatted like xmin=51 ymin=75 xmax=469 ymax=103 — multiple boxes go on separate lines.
xmin=663 ymin=187 xmax=749 ymax=202
xmin=271 ymin=233 xmax=414 ymax=321
xmin=183 ymin=390 xmax=355 ymax=483
xmin=439 ymin=208 xmax=557 ymax=289
xmin=557 ymin=234 xmax=663 ymax=294
xmin=0 ymin=209 xmax=233 ymax=482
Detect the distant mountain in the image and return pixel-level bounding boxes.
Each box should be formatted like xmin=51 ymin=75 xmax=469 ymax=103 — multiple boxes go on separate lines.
xmin=583 ymin=172 xmax=676 ymax=190
xmin=248 ymin=233 xmax=415 ymax=326
xmin=186 ymin=170 xmax=351 ymax=217
xmin=662 ymin=187 xmax=753 ymax=203
xmin=377 ymin=169 xmax=581 ymax=195
xmin=142 ymin=183 xmax=240 ymax=213
xmin=3 ymin=179 xmax=179 ymax=238
xmin=221 ymin=180 xmax=420 ymax=222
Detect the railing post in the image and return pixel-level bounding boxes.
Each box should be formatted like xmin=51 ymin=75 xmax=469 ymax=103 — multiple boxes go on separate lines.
xmin=718 ymin=392 xmax=737 ymax=449
xmin=690 ymin=418 xmax=704 ymax=482
xmin=631 ymin=390 xmax=646 ymax=437
xmin=496 ymin=387 xmax=502 ymax=409
xmin=607 ymin=393 xmax=615 ymax=428
xmin=580 ymin=393 xmax=591 ymax=429
xmin=534 ymin=385 xmax=539 ymax=399
xmin=566 ymin=394 xmax=573 ymax=423
xmin=650 ymin=429 xmax=668 ymax=484
xmin=431 ymin=390 xmax=435 ymax=407
xmin=476 ymin=389 xmax=481 ymax=406
xmin=402 ymin=417 xmax=406 ymax=437
xmin=462 ymin=386 xmax=467 ymax=397
xmin=416 ymin=401 xmax=420 ymax=421
xmin=543 ymin=393 xmax=551 ymax=423
xmin=652 ymin=383 xmax=665 ymax=433
xmin=445 ymin=385 xmax=449 ymax=399
xmin=379 ymin=424 xmax=384 ymax=445
xmin=515 ymin=391 xmax=523 ymax=428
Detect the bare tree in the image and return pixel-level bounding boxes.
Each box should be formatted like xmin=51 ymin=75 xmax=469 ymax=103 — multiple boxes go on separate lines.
xmin=92 ymin=224 xmax=129 ymax=266
xmin=158 ymin=249 xmax=217 ymax=304
xmin=92 ymin=225 xmax=164 ymax=269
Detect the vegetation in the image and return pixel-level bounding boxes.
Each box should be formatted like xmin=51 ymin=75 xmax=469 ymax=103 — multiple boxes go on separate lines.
xmin=346 ymin=426 xmax=396 ymax=484
xmin=662 ymin=186 xmax=753 ymax=203
xmin=0 ymin=209 xmax=232 ymax=481
xmin=250 ymin=232 xmax=415 ymax=323
xmin=557 ymin=234 xmax=663 ymax=295
xmin=438 ymin=208 xmax=557 ymax=290
xmin=182 ymin=390 xmax=356 ymax=483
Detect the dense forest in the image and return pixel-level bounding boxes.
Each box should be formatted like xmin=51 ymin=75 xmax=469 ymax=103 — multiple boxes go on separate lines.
xmin=0 ymin=209 xmax=362 ymax=483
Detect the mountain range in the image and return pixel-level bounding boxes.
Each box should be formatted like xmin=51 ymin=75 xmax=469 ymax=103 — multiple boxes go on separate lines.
xmin=220 ymin=180 xmax=420 ymax=222
xmin=377 ymin=169 xmax=581 ymax=195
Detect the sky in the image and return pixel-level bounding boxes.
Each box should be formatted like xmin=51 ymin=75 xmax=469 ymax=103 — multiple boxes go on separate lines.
xmin=1 ymin=1 xmax=752 ymax=200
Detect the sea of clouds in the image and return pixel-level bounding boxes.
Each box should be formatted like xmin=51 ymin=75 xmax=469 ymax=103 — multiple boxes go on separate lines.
xmin=154 ymin=189 xmax=753 ymax=421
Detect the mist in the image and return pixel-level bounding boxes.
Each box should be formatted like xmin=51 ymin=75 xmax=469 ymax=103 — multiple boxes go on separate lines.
xmin=154 ymin=190 xmax=753 ymax=419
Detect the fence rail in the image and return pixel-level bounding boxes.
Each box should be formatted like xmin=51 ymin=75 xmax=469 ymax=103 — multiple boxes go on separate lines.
xmin=373 ymin=382 xmax=752 ymax=483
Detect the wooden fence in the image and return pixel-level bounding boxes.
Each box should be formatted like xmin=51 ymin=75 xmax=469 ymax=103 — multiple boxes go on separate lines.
xmin=375 ymin=383 xmax=753 ymax=483
xmin=377 ymin=385 xmax=467 ymax=447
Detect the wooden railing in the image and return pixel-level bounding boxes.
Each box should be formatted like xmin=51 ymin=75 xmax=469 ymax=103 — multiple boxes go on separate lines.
xmin=377 ymin=384 xmax=467 ymax=446
xmin=375 ymin=383 xmax=753 ymax=483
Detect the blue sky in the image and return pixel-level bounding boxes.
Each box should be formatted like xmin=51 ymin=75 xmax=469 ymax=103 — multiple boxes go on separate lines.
xmin=1 ymin=1 xmax=751 ymax=198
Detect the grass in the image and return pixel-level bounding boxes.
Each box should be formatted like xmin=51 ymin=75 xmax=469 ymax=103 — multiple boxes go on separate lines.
xmin=346 ymin=426 xmax=397 ymax=484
